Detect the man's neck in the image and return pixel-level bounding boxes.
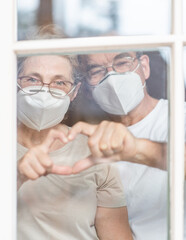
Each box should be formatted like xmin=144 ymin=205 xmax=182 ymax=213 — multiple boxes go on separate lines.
xmin=109 ymin=96 xmax=159 ymax=127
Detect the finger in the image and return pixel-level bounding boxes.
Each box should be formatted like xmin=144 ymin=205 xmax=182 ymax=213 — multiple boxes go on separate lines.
xmin=19 ymin=151 xmax=45 ymax=176
xmin=41 ymin=129 xmax=68 ymax=153
xmin=24 ymin=149 xmax=51 ymax=176
xmin=29 ymin=149 xmax=72 ymax=176
xmin=72 ymin=154 xmax=121 ymax=174
xmin=98 ymin=122 xmax=116 ymax=156
xmin=110 ymin=123 xmax=126 ymax=153
xmin=32 ymin=149 xmax=53 ymax=168
xmin=29 ymin=156 xmax=47 ymax=176
xmin=88 ymin=137 xmax=103 ymax=158
xmin=49 ymin=165 xmax=73 ymax=175
xmin=72 ymin=157 xmax=95 ymax=174
xmin=68 ymin=122 xmax=97 ymax=140
xmin=88 ymin=121 xmax=112 ymax=157
xmin=19 ymin=163 xmax=39 ymax=180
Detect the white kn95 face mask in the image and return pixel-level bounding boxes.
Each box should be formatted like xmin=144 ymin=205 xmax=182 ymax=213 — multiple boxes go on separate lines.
xmin=92 ymin=71 xmax=146 ymax=115
xmin=17 ymin=86 xmax=71 ymax=131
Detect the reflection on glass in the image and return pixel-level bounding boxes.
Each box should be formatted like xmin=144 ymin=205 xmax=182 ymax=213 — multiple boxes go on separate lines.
xmin=17 ymin=26 xmax=134 ymax=240
xmin=73 ymin=49 xmax=168 ymax=124
xmin=74 ymin=49 xmax=169 ymax=240
xmin=17 ymin=24 xmax=171 ymax=239
xmin=17 ymin=49 xmax=170 ymax=240
xmin=17 ymin=0 xmax=171 ymax=40
xmin=75 ymin=48 xmax=170 ymax=240
xmin=17 ymin=54 xmax=132 ymax=239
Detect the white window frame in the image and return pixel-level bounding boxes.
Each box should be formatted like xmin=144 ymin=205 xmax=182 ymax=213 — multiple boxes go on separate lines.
xmin=0 ymin=0 xmax=185 ymax=239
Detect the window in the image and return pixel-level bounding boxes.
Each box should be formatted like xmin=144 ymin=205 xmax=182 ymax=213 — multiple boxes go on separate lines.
xmin=0 ymin=0 xmax=185 ymax=239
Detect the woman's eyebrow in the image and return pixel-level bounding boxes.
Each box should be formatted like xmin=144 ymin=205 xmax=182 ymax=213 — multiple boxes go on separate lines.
xmin=53 ymin=74 xmax=66 ymax=79
xmin=53 ymin=74 xmax=73 ymax=83
xmin=23 ymin=72 xmax=41 ymax=78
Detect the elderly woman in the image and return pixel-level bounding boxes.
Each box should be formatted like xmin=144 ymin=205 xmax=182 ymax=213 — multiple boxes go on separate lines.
xmin=17 ymin=27 xmax=133 ymax=240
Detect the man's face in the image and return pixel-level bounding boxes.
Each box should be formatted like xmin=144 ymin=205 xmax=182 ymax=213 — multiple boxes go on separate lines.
xmin=86 ymin=52 xmax=149 ymax=86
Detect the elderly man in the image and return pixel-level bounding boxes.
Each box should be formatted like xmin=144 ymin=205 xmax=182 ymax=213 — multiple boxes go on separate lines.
xmin=66 ymin=51 xmax=186 ymax=240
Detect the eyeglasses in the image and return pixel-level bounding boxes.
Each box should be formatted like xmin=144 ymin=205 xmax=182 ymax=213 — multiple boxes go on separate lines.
xmin=17 ymin=76 xmax=76 ymax=98
xmin=87 ymin=56 xmax=139 ymax=86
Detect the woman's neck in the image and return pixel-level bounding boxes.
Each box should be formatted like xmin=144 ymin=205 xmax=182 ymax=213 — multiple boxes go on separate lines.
xmin=17 ymin=123 xmax=69 ymax=150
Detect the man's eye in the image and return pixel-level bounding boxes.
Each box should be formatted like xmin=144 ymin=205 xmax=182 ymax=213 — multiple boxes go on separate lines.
xmin=115 ymin=61 xmax=128 ymax=67
xmin=90 ymin=69 xmax=105 ymax=76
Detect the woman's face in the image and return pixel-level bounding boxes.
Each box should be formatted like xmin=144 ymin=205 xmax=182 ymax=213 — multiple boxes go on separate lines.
xmin=19 ymin=55 xmax=75 ymax=98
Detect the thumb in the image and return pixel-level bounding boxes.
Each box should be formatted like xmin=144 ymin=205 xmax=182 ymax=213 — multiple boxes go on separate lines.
xmin=68 ymin=122 xmax=97 ymax=140
xmin=49 ymin=164 xmax=73 ymax=175
xmin=41 ymin=129 xmax=68 ymax=153
xmin=72 ymin=156 xmax=95 ymax=174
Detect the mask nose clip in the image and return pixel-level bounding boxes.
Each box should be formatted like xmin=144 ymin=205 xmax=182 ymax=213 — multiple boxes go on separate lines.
xmin=99 ymin=71 xmax=118 ymax=84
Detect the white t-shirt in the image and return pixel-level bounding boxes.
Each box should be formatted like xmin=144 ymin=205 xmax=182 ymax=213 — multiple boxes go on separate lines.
xmin=116 ymin=99 xmax=186 ymax=240
xmin=17 ymin=134 xmax=126 ymax=240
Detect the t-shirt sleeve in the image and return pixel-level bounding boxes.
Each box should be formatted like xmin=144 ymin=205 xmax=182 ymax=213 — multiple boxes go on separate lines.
xmin=95 ymin=163 xmax=126 ymax=208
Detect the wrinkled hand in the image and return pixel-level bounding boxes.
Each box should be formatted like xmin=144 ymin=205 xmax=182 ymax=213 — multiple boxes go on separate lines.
xmin=18 ymin=129 xmax=72 ymax=182
xmin=68 ymin=121 xmax=138 ymax=173
xmin=18 ymin=121 xmax=140 ymax=182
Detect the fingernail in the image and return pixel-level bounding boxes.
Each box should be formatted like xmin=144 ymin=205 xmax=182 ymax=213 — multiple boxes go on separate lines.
xmin=68 ymin=134 xmax=73 ymax=140
xmin=63 ymin=138 xmax=68 ymax=143
xmin=100 ymin=144 xmax=108 ymax=150
xmin=60 ymin=136 xmax=68 ymax=143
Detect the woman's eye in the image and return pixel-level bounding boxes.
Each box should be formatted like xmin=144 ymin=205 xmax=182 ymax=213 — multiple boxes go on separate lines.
xmin=55 ymin=80 xmax=65 ymax=86
xmin=27 ymin=77 xmax=38 ymax=82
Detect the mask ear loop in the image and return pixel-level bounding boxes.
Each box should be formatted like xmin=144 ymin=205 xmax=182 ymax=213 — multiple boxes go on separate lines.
xmin=142 ymin=81 xmax=146 ymax=88
xmin=132 ymin=62 xmax=146 ymax=89
xmin=66 ymin=84 xmax=77 ymax=96
xmin=132 ymin=63 xmax=140 ymax=73
xmin=135 ymin=60 xmax=148 ymax=89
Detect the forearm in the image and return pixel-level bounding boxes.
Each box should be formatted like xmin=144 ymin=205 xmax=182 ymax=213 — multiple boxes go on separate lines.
xmin=131 ymin=139 xmax=167 ymax=170
xmin=95 ymin=207 xmax=133 ymax=240
xmin=131 ymin=139 xmax=186 ymax=180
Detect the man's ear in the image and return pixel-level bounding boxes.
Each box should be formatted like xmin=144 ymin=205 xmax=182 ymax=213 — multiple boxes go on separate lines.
xmin=70 ymin=82 xmax=81 ymax=101
xmin=139 ymin=55 xmax=150 ymax=79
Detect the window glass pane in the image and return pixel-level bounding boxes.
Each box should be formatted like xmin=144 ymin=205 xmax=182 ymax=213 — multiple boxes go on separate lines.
xmin=69 ymin=49 xmax=169 ymax=124
xmin=17 ymin=44 xmax=171 ymax=240
xmin=17 ymin=0 xmax=171 ymax=40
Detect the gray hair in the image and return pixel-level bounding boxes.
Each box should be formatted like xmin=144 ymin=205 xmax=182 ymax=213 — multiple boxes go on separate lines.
xmin=77 ymin=51 xmax=144 ymax=82
xmin=17 ymin=25 xmax=81 ymax=84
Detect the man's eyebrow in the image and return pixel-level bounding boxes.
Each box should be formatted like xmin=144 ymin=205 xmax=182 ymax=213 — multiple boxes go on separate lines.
xmin=86 ymin=53 xmax=132 ymax=70
xmin=87 ymin=64 xmax=102 ymax=71
xmin=114 ymin=52 xmax=131 ymax=60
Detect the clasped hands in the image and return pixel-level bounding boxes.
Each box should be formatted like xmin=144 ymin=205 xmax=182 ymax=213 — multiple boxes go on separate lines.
xmin=18 ymin=121 xmax=139 ymax=181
